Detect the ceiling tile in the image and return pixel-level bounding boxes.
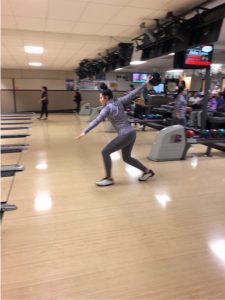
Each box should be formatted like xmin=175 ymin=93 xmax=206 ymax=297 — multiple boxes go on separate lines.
xmin=163 ymin=0 xmax=204 ymax=12
xmin=27 ymin=54 xmax=44 ymax=61
xmin=42 ymin=51 xmax=61 ymax=64
xmin=89 ymin=0 xmax=130 ymax=5
xmin=44 ymin=48 xmax=62 ymax=56
xmin=22 ymin=39 xmax=44 ymax=47
xmin=2 ymin=34 xmax=24 ymax=46
xmin=45 ymin=20 xmax=74 ymax=34
xmin=97 ymin=24 xmax=130 ymax=36
xmin=15 ymin=17 xmax=45 ymax=31
xmin=1 ymin=15 xmax=17 ymax=29
xmin=72 ymin=22 xmax=103 ymax=35
xmin=63 ymin=41 xmax=84 ymax=50
xmin=129 ymin=0 xmax=170 ymax=9
xmin=79 ymin=3 xmax=121 ymax=24
xmin=43 ymin=41 xmax=65 ymax=49
xmin=110 ymin=7 xmax=153 ymax=26
xmin=10 ymin=0 xmax=48 ymax=18
xmin=57 ymin=49 xmax=78 ymax=59
xmin=6 ymin=46 xmax=25 ymax=56
xmin=1 ymin=0 xmax=13 ymax=15
xmin=1 ymin=0 xmax=225 ymax=70
xmin=48 ymin=0 xmax=87 ymax=21
xmin=117 ymin=25 xmax=140 ymax=38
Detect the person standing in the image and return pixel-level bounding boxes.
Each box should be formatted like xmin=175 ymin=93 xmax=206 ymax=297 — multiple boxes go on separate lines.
xmin=76 ymin=75 xmax=155 ymax=187
xmin=142 ymin=86 xmax=151 ymax=114
xmin=74 ymin=88 xmax=82 ymax=113
xmin=172 ymin=86 xmax=187 ymax=126
xmin=38 ymin=86 xmax=48 ymax=120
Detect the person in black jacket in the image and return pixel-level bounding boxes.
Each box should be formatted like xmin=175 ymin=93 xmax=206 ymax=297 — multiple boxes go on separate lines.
xmin=74 ymin=88 xmax=82 ymax=113
xmin=38 ymin=86 xmax=48 ymax=120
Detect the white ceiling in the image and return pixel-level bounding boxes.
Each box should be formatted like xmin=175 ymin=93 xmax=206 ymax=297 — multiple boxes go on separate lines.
xmin=1 ymin=0 xmax=224 ymax=71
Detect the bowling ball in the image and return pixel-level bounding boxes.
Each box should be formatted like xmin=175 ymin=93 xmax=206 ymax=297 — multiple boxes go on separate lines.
xmin=210 ymin=129 xmax=217 ymax=138
xmin=217 ymin=128 xmax=225 ymax=137
xmin=149 ymin=72 xmax=161 ymax=86
xmin=201 ymin=129 xmax=210 ymax=138
xmin=186 ymin=129 xmax=194 ymax=138
xmin=222 ymin=129 xmax=225 ymax=137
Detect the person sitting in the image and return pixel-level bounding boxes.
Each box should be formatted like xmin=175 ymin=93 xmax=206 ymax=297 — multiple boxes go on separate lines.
xmin=133 ymin=97 xmax=145 ymax=119
xmin=207 ymin=94 xmax=217 ymax=113
xmin=217 ymin=92 xmax=225 ymax=112
xmin=188 ymin=93 xmax=217 ymax=128
xmin=188 ymin=91 xmax=202 ymax=109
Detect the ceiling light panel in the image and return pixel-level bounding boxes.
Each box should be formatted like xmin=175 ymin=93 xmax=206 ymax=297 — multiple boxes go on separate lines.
xmin=24 ymin=46 xmax=44 ymax=54
xmin=28 ymin=62 xmax=43 ymax=66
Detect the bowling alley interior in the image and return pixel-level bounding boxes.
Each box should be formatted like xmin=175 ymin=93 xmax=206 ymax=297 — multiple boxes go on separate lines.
xmin=1 ymin=0 xmax=225 ymax=299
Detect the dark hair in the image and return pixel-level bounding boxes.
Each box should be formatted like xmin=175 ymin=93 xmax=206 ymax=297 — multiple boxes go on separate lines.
xmin=99 ymin=82 xmax=113 ymax=98
xmin=99 ymin=82 xmax=108 ymax=91
xmin=180 ymin=80 xmax=186 ymax=88
xmin=177 ymin=86 xmax=185 ymax=94
xmin=42 ymin=86 xmax=48 ymax=91
xmin=101 ymin=89 xmax=114 ymax=99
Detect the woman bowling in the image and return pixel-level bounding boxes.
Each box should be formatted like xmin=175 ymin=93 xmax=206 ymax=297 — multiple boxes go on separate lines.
xmin=76 ymin=74 xmax=155 ymax=187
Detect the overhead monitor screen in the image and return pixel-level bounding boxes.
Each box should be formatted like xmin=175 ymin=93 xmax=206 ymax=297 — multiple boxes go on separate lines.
xmin=174 ymin=45 xmax=214 ymax=69
xmin=132 ymin=73 xmax=148 ymax=83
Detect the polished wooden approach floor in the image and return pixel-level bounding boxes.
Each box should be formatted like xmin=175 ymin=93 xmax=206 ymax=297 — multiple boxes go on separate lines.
xmin=2 ymin=114 xmax=225 ymax=300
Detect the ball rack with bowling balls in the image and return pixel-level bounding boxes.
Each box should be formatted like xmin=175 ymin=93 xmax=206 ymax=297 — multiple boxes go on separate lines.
xmin=128 ymin=114 xmax=165 ymax=131
xmin=125 ymin=104 xmax=165 ymax=130
xmin=184 ymin=127 xmax=225 ymax=156
xmin=185 ymin=128 xmax=225 ymax=141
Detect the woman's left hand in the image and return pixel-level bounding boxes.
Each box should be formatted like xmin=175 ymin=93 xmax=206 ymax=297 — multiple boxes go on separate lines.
xmin=75 ymin=132 xmax=85 ymax=140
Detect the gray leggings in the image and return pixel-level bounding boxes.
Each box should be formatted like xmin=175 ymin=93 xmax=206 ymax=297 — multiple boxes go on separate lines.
xmin=102 ymin=130 xmax=147 ymax=177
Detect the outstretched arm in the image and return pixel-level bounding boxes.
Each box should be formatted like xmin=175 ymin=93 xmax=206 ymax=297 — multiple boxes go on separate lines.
xmin=75 ymin=106 xmax=109 ymax=139
xmin=117 ymin=74 xmax=152 ymax=105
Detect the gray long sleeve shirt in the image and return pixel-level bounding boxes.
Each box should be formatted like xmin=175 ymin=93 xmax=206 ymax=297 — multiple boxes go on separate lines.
xmin=84 ymin=83 xmax=147 ymax=136
xmin=173 ymin=94 xmax=187 ymax=119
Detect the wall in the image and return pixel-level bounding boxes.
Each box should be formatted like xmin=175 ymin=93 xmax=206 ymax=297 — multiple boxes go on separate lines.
xmin=106 ymin=72 xmax=131 ymax=91
xmin=190 ymin=74 xmax=203 ymax=91
xmin=3 ymin=68 xmax=223 ymax=113
xmin=1 ymin=69 xmax=129 ymax=113
xmin=1 ymin=69 xmax=75 ymax=80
